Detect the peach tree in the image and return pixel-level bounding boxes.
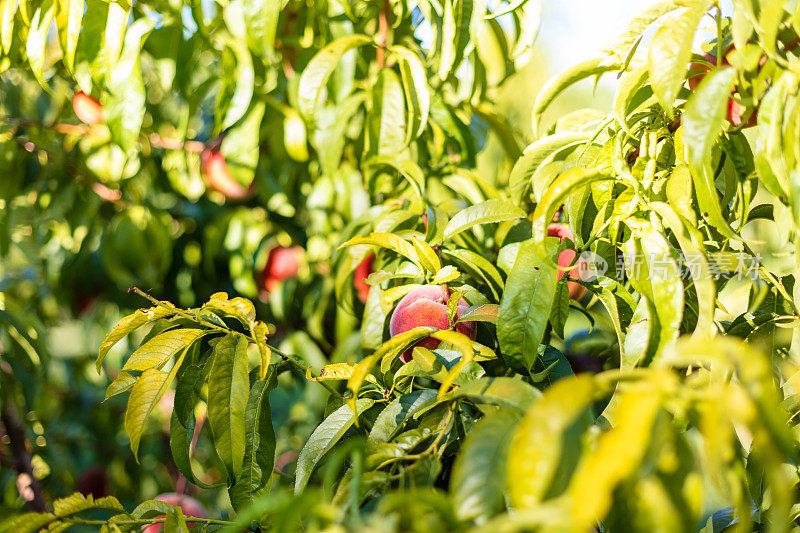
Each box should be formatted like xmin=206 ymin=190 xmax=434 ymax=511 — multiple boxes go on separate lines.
xmin=2 ymin=0 xmax=800 ymax=531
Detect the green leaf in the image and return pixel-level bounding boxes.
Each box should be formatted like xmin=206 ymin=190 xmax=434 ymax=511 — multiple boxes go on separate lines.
xmin=125 ymin=359 xmax=185 ymax=459
xmin=55 ymin=0 xmax=83 ymax=72
xmin=613 ymin=64 xmax=650 ymax=136
xmin=164 ymin=507 xmax=189 ymax=532
xmin=316 ymin=92 xmax=366 ymax=176
xmin=447 ymin=376 xmax=540 ymax=413
xmin=509 ymin=132 xmax=591 ymax=204
xmin=531 ymin=59 xmax=621 ymax=136
xmin=221 ymin=100 xmax=266 ymax=189
xmin=203 ymin=292 xmax=257 ymax=326
xmin=603 ymin=0 xmax=691 ymax=58
xmin=530 ymin=167 xmax=613 ymax=247
xmin=498 ymin=239 xmax=558 ymax=373
xmin=651 ymin=201 xmax=716 ymax=338
xmin=438 ymin=0 xmax=474 ymax=81
xmin=222 ymin=40 xmax=255 ymax=130
xmin=0 ymin=0 xmax=17 ymax=56
xmin=0 ymin=513 xmax=56 ymax=533
xmin=367 ymin=390 xmax=437 ymax=446
xmin=105 ymin=18 xmax=154 ymax=151
xmin=340 ymin=232 xmax=419 ymax=267
xmin=72 ymin=0 xmax=109 ymax=92
xmin=622 ymin=296 xmax=655 ymax=369
xmin=283 ymin=109 xmax=309 ymax=162
xmin=52 ymin=493 xmax=124 ymax=516
xmin=510 ymin=0 xmax=541 ymax=59
xmin=451 ymin=410 xmax=520 ymax=521
xmin=443 ymin=199 xmax=526 ymax=241
xmin=294 ymin=398 xmax=375 ymax=493
xmin=432 ymin=265 xmax=460 ymax=284
xmin=590 ymin=277 xmax=636 ymax=360
xmin=97 ymin=306 xmax=177 ymax=372
xmin=647 ymin=1 xmax=711 ymax=115
xmin=367 ymin=68 xmax=407 ymax=156
xmin=104 ymin=371 xmax=137 ymax=400
xmin=458 ymin=304 xmax=499 ymax=324
xmin=25 ymin=0 xmax=55 ymax=87
xmin=507 ymin=374 xmax=597 ymax=508
xmin=532 ymin=345 xmax=573 ymax=385
xmin=365 ymin=156 xmax=426 ymax=200
xmin=169 ymin=365 xmax=222 ymax=489
xmin=630 ymin=224 xmax=684 ymax=352
xmin=122 ymin=328 xmax=206 ymax=372
xmin=100 ymin=0 xmax=128 ymax=70
xmin=229 ymin=373 xmax=277 ymax=511
xmin=565 ymin=386 xmax=662 ymax=529
xmin=548 ymin=280 xmax=569 ymax=340
xmin=131 ymin=499 xmax=174 ymax=518
xmin=298 ymin=34 xmax=372 ymax=119
xmin=683 ymin=67 xmax=739 ymax=240
xmin=411 ymin=238 xmax=441 ymax=274
xmin=391 ymin=45 xmax=430 ymax=142
xmin=208 ymin=333 xmax=250 ymax=479
xmin=238 ymin=0 xmax=279 ymax=59
xmin=442 ymin=249 xmax=505 ymax=299
xmin=754 ymin=73 xmax=792 ymax=201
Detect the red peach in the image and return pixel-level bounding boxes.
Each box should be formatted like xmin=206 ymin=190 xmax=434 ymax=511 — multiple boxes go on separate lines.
xmin=548 ymin=223 xmax=586 ymax=301
xmin=389 ymin=285 xmax=477 ymax=363
xmin=260 ymin=246 xmax=303 ymax=293
xmin=143 ymin=493 xmax=207 ymax=533
xmin=201 ymin=149 xmax=253 ymax=201
xmin=75 ymin=467 xmax=108 ymax=498
xmin=72 ymin=92 xmax=104 ymax=125
xmin=687 ymin=52 xmax=725 ymax=91
xmin=687 ymin=50 xmax=757 ymax=127
xmin=354 ymin=254 xmax=375 ymax=303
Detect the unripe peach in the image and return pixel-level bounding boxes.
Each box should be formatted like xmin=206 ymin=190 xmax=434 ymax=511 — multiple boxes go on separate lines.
xmin=72 ymin=92 xmax=104 ymax=125
xmin=201 ymin=148 xmax=253 ymax=201
xmin=389 ymin=285 xmax=477 ymax=363
xmin=548 ymin=223 xmax=586 ymax=301
xmin=143 ymin=493 xmax=207 ymax=533
xmin=354 ymin=254 xmax=375 ymax=303
xmin=260 ymin=246 xmax=303 ymax=293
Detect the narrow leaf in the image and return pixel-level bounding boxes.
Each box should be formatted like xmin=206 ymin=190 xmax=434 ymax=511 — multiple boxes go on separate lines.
xmin=208 ymin=334 xmax=250 ymax=479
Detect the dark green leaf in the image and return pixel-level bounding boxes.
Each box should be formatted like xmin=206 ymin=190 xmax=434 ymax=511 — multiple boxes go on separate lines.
xmin=208 ymin=333 xmax=250 ymax=479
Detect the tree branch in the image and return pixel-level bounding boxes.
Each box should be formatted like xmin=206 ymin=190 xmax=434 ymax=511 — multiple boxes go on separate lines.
xmin=1 ymin=401 xmax=47 ymax=512
xmin=3 ymin=116 xmax=206 ymax=153
xmin=376 ymin=0 xmax=391 ymax=69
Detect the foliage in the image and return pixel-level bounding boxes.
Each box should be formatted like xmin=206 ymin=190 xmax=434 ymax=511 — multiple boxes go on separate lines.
xmin=2 ymin=0 xmax=800 ymax=531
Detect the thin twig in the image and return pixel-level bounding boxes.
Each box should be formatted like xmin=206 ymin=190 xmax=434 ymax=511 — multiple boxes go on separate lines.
xmin=376 ymin=0 xmax=391 ymax=68
xmin=1 ymin=401 xmax=47 ymax=512
xmin=3 ymin=116 xmax=205 ymax=153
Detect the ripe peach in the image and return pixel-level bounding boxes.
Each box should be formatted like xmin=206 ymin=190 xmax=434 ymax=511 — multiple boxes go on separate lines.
xmin=201 ymin=148 xmax=253 ymax=201
xmin=72 ymin=92 xmax=104 ymax=125
xmin=354 ymin=254 xmax=375 ymax=303
xmin=75 ymin=467 xmax=108 ymax=498
xmin=687 ymin=50 xmax=757 ymax=127
xmin=548 ymin=223 xmax=586 ymax=301
xmin=143 ymin=493 xmax=207 ymax=533
xmin=260 ymin=246 xmax=303 ymax=293
xmin=389 ymin=285 xmax=477 ymax=363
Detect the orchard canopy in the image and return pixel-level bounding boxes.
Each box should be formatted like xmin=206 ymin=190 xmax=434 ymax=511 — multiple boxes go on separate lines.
xmin=2 ymin=0 xmax=800 ymax=531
